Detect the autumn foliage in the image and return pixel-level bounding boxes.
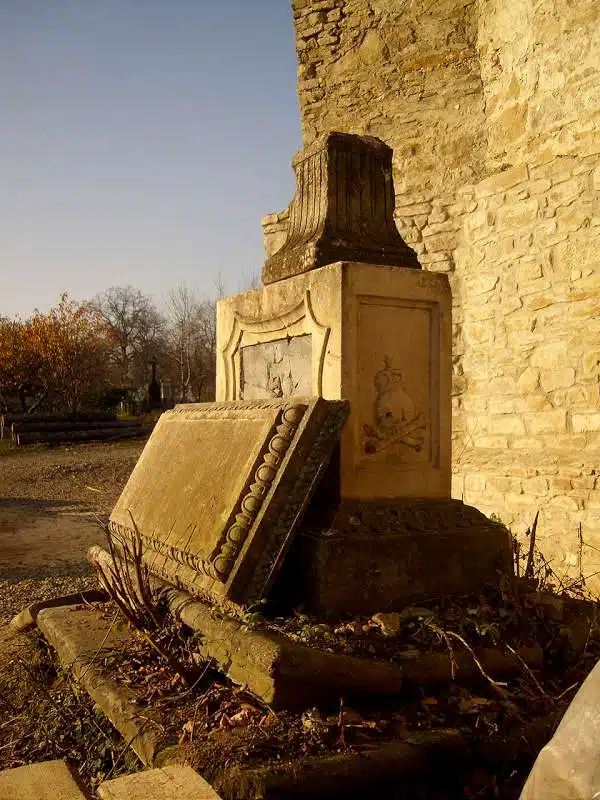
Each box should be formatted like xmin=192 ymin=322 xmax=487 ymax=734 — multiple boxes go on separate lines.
xmin=1 ymin=284 xmax=220 ymax=415
xmin=0 ymin=294 xmax=111 ymax=413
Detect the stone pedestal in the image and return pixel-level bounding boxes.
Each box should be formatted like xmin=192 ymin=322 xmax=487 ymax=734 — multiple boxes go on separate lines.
xmin=217 ymin=261 xmax=452 ymax=501
xmin=274 ymin=499 xmax=513 ymax=616
xmin=216 ymin=262 xmax=513 ymax=612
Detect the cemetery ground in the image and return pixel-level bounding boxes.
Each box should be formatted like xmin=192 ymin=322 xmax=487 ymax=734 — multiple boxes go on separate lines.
xmin=1 ymin=442 xmax=600 ymax=797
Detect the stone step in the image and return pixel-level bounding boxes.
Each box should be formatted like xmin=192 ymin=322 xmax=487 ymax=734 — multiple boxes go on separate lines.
xmin=97 ymin=766 xmax=221 ymax=799
xmin=0 ymin=760 xmax=88 ymax=800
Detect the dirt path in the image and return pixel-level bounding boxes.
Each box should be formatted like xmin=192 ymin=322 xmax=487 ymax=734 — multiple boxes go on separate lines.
xmin=0 ymin=441 xmax=144 ymax=622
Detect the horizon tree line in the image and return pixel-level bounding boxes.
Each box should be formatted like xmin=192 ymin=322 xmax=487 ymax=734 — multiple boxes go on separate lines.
xmin=0 ymin=283 xmax=223 ymax=414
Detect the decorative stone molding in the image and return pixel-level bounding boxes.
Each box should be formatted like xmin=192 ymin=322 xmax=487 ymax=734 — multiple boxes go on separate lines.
xmin=220 ymin=289 xmax=330 ymax=401
xmin=262 ymin=132 xmax=420 ymax=285
xmin=107 ymin=397 xmax=350 ymax=606
xmin=207 ymin=404 xmax=305 ymax=579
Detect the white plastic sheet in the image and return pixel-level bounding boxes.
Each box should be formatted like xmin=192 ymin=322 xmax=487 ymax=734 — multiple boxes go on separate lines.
xmin=520 ymin=658 xmax=600 ymax=799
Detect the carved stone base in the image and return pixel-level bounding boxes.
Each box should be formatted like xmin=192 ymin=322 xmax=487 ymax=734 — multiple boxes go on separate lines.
xmin=273 ymin=499 xmax=513 ymax=616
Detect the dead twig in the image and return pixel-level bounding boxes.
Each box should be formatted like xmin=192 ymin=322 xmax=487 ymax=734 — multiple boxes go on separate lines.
xmin=582 ymin=606 xmax=598 ymax=660
xmin=555 ymin=682 xmax=579 ymax=701
xmin=446 ymin=631 xmax=510 ymax=700
xmin=337 ymin=697 xmax=345 ymax=747
xmin=127 ymin=509 xmax=161 ymax=629
xmin=524 ymin=510 xmax=539 ymax=580
xmin=423 ymin=619 xmax=457 ymax=679
xmin=505 ymin=644 xmax=546 ymax=698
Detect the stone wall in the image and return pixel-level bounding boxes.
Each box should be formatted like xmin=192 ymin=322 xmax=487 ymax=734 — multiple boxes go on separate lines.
xmin=453 ymin=142 xmax=600 ymax=576
xmin=278 ymin=0 xmax=600 ymax=583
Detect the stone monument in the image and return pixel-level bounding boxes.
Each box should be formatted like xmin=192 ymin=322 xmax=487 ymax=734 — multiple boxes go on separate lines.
xmin=216 ymin=131 xmax=511 ymax=614
xmin=108 ymin=397 xmax=348 ymax=606
xmin=98 ymin=132 xmax=511 ymax=619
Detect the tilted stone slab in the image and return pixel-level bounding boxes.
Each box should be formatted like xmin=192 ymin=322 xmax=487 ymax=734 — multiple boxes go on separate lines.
xmin=37 ymin=604 xmax=163 ymax=766
xmin=108 ymin=398 xmax=348 ymax=605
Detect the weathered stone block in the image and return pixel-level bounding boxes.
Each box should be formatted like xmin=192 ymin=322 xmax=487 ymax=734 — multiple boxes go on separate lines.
xmin=488 ymin=415 xmax=526 ymax=436
xmin=476 ymin=164 xmax=529 ymax=196
xmin=261 ymin=208 xmax=290 ymax=259
xmin=515 ymin=260 xmax=543 ymax=283
xmin=218 ymin=262 xmax=452 ymax=501
xmin=489 ymin=398 xmax=515 ymax=415
xmin=496 ymin=198 xmax=539 ymax=230
xmin=423 ymin=231 xmax=457 ymax=252
xmin=530 ymin=341 xmax=569 ymax=369
xmin=0 ymin=761 xmax=86 ymax=800
xmin=525 ymin=410 xmax=568 ymax=435
xmin=98 ymin=767 xmax=221 ymax=800
xmin=282 ymin=500 xmax=513 ymax=616
xmin=572 ymin=413 xmax=600 ymax=433
xmin=540 ymin=368 xmax=575 ymax=392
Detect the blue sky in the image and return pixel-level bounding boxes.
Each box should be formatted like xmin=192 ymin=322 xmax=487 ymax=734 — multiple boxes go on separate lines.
xmin=0 ymin=1 xmax=301 ymax=317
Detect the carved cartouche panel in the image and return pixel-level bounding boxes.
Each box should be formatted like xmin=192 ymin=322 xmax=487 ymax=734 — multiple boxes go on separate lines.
xmin=240 ymin=335 xmax=312 ymax=400
xmin=220 ymin=290 xmax=329 ymax=402
xmin=357 ymin=299 xmax=438 ymax=467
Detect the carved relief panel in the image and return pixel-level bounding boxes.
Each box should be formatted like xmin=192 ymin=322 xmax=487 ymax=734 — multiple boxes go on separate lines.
xmin=356 ymin=298 xmax=440 ymax=470
xmin=240 ymin=335 xmax=312 ymax=400
xmin=220 ymin=291 xmax=329 ymax=402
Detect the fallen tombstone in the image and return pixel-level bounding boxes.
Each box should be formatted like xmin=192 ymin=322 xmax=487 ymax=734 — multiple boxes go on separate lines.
xmin=107 ymin=397 xmax=349 ymax=605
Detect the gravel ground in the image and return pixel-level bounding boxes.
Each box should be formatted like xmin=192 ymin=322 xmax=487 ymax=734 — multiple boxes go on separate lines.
xmin=0 ymin=440 xmax=143 ymax=514
xmin=0 ymin=441 xmax=143 ymax=624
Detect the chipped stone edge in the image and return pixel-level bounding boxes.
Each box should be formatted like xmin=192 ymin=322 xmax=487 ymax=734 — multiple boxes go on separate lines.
xmin=10 ymin=589 xmax=109 ymax=631
xmin=35 ymin=605 xmax=163 ymax=767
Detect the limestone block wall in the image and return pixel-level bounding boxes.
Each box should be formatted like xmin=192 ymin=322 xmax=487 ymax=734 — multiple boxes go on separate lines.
xmin=292 ymin=0 xmax=486 ymax=201
xmin=284 ymin=0 xmax=600 ymax=582
xmin=453 ymin=143 xmax=600 ymax=575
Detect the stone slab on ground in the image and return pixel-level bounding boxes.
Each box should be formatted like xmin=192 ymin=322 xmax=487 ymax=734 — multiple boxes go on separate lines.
xmin=108 ymin=398 xmax=348 ymax=606
xmin=36 ymin=604 xmax=163 ymax=766
xmin=98 ymin=766 xmax=221 ymax=800
xmin=166 ymin=588 xmax=404 ymax=710
xmin=0 ymin=760 xmax=87 ymax=800
xmin=165 ymin=587 xmax=541 ymax=708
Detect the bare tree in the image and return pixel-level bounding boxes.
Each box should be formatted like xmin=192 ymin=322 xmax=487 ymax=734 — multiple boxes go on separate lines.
xmin=92 ymin=286 xmax=164 ymax=388
xmin=164 ymin=285 xmax=216 ymax=404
